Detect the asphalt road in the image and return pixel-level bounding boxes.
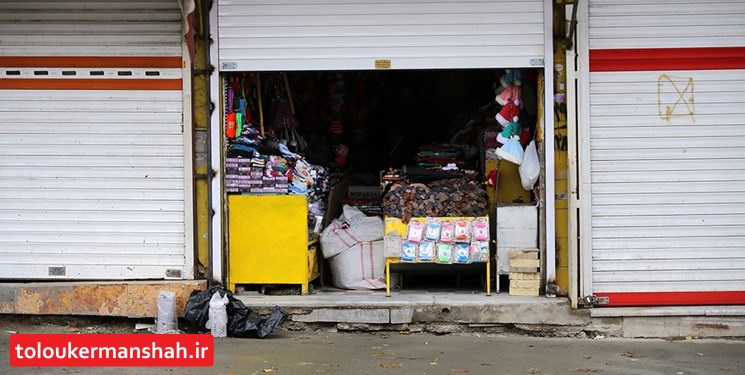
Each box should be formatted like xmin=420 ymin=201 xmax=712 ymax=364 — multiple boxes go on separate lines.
xmin=1 ymin=317 xmax=744 ymax=375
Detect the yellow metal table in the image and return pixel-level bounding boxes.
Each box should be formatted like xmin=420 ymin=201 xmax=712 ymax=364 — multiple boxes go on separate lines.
xmin=384 ymin=216 xmax=491 ymax=297
xmin=227 ymin=194 xmax=320 ymax=295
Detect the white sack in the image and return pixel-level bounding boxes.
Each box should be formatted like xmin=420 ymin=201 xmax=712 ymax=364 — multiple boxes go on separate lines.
xmin=320 ymin=205 xmax=384 ymax=259
xmin=328 ymin=240 xmax=386 ymax=290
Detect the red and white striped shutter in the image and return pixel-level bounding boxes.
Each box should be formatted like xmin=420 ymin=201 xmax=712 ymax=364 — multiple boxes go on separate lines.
xmin=0 ymin=1 xmax=192 ymax=280
xmin=578 ymin=0 xmax=745 ymax=306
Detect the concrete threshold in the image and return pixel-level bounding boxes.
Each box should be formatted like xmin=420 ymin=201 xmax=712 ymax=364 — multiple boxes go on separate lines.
xmin=235 ymin=287 xmax=591 ymax=329
xmin=0 ymin=280 xmax=207 ymax=318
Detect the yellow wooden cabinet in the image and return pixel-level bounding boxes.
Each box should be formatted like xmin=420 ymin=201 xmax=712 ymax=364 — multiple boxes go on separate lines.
xmin=227 ymin=194 xmax=320 ymax=294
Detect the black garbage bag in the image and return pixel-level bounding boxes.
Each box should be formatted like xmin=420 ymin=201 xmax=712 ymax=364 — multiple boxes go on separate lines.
xmin=183 ymin=286 xmax=288 ymax=338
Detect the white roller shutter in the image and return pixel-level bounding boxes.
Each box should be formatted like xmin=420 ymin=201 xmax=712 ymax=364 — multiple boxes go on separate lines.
xmin=0 ymin=1 xmax=192 ymax=280
xmin=578 ymin=0 xmax=745 ymax=306
xmin=216 ymin=0 xmax=546 ymax=71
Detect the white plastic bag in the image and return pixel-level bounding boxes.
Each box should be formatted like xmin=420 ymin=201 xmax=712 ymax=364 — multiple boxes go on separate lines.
xmin=519 ymin=140 xmax=540 ymax=190
xmin=155 ymin=291 xmax=178 ymax=334
xmin=205 ymin=292 xmax=229 ymax=338
xmin=320 ymin=205 xmax=384 ymax=259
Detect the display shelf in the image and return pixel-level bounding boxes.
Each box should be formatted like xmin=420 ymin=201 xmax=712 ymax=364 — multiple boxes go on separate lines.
xmin=383 ymin=216 xmax=491 ymax=297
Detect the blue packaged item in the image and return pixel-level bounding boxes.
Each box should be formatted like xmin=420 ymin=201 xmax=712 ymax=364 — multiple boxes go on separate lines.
xmin=417 ymin=240 xmax=435 ymax=262
xmin=454 ymin=243 xmax=471 ymax=264
xmin=401 ymin=241 xmax=417 ymax=262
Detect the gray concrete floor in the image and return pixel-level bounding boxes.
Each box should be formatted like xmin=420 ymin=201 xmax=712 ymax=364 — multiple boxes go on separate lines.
xmin=2 ymin=325 xmax=743 ymax=375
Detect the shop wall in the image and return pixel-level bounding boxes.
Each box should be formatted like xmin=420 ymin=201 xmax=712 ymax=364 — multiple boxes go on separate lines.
xmin=553 ymin=1 xmax=570 ymax=295
xmin=192 ymin=0 xmax=210 ymax=273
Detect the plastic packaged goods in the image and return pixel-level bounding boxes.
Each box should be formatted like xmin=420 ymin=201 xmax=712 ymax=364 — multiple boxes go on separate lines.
xmin=471 ymin=218 xmax=489 ymax=242
xmin=424 ymin=218 xmax=441 ymax=241
xmin=440 ymin=220 xmax=454 ymax=243
xmin=226 ymin=112 xmax=237 ymax=139
xmin=436 ymin=243 xmax=453 ymax=264
xmin=401 ymin=241 xmax=418 ymax=262
xmin=406 ymin=220 xmax=424 ymax=243
xmin=417 ymin=240 xmax=435 ymax=262
xmin=470 ymin=241 xmax=490 ymax=263
xmin=454 ymin=219 xmax=471 ymax=242
xmin=454 ymin=243 xmax=471 ymax=264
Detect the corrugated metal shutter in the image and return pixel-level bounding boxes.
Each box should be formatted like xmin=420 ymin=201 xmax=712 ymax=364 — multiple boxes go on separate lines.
xmin=217 ymin=0 xmax=545 ymax=71
xmin=0 ymin=1 xmax=190 ymax=280
xmin=581 ymin=0 xmax=745 ymax=305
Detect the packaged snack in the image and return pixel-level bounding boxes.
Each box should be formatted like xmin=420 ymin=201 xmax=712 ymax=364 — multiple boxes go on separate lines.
xmin=401 ymin=241 xmax=418 ymax=262
xmin=454 ymin=219 xmax=471 ymax=242
xmin=454 ymin=243 xmax=471 ymax=264
xmin=470 ymin=241 xmax=490 ymax=263
xmin=417 ymin=240 xmax=435 ymax=262
xmin=436 ymin=243 xmax=453 ymax=264
xmin=471 ymin=218 xmax=489 ymax=242
xmin=440 ymin=220 xmax=454 ymax=243
xmin=424 ymin=218 xmax=441 ymax=241
xmin=406 ymin=220 xmax=424 ymax=243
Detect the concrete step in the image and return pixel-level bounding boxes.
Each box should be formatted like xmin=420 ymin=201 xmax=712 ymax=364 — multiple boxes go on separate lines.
xmin=235 ymin=288 xmax=591 ymax=331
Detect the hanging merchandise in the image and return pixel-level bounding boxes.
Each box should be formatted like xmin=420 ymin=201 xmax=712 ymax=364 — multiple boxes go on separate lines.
xmin=471 ymin=218 xmax=489 ymax=242
xmin=440 ymin=220 xmax=454 ymax=243
xmin=424 ymin=218 xmax=442 ymax=241
xmin=495 ymin=84 xmax=522 ymax=106
xmin=500 ymin=68 xmax=524 ymax=88
xmin=453 ymin=243 xmax=471 ymax=264
xmin=225 ymin=82 xmax=236 ymax=139
xmin=495 ymin=99 xmax=521 ymax=127
xmin=496 ymin=137 xmax=524 ymax=166
xmin=417 ymin=240 xmax=435 ymax=262
xmin=496 ymin=120 xmax=521 ymax=145
xmin=469 ymin=241 xmax=490 ymax=263
xmin=401 ymin=241 xmax=417 ymax=262
xmin=519 ymin=140 xmax=540 ymax=190
xmin=436 ymin=243 xmax=453 ymax=264
xmin=454 ymin=219 xmax=471 ymax=242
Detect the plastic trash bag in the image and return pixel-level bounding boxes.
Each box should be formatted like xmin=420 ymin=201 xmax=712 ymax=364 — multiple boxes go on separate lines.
xmin=183 ymin=287 xmax=288 ymax=338
xmin=155 ymin=291 xmax=179 ymax=334
xmin=205 ymin=292 xmax=229 ymax=338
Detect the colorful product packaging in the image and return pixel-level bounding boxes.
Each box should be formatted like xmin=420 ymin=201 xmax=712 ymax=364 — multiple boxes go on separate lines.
xmin=401 ymin=241 xmax=418 ymax=262
xmin=440 ymin=220 xmax=454 ymax=243
xmin=471 ymin=218 xmax=489 ymax=242
xmin=454 ymin=243 xmax=471 ymax=264
xmin=469 ymin=241 xmax=490 ymax=263
xmin=454 ymin=219 xmax=471 ymax=242
xmin=417 ymin=240 xmax=435 ymax=262
xmin=406 ymin=220 xmax=424 ymax=243
xmin=424 ymin=218 xmax=441 ymax=241
xmin=436 ymin=243 xmax=453 ymax=264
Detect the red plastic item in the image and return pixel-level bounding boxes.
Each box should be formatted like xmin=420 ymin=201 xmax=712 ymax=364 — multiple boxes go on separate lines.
xmin=226 ymin=113 xmax=236 ymax=139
